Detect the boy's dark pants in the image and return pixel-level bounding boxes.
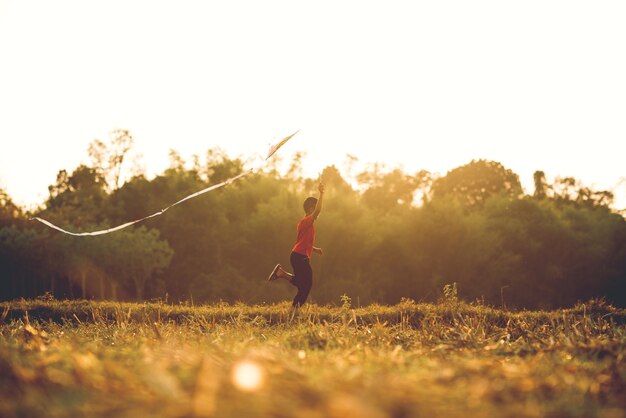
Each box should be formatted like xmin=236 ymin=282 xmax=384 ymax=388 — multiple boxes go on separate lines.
xmin=290 ymin=251 xmax=312 ymax=307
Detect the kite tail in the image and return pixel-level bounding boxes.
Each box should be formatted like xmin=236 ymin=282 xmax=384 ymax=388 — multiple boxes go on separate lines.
xmin=32 ymin=130 xmax=298 ymax=236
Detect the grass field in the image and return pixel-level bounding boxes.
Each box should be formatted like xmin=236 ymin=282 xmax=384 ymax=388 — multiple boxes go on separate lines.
xmin=1 ymin=298 xmax=625 ymax=418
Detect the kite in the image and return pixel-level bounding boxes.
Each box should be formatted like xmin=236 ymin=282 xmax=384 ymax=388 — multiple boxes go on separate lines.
xmin=266 ymin=129 xmax=299 ymax=160
xmin=32 ymin=131 xmax=299 ymax=236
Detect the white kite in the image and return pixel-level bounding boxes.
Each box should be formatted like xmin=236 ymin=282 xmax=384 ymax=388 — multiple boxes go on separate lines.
xmin=32 ymin=131 xmax=299 ymax=236
xmin=266 ymin=129 xmax=299 ymax=160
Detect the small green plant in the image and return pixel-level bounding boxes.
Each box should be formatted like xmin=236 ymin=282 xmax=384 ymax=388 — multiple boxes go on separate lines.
xmin=36 ymin=291 xmax=55 ymax=303
xmin=443 ymin=282 xmax=458 ymax=304
xmin=340 ymin=294 xmax=352 ymax=309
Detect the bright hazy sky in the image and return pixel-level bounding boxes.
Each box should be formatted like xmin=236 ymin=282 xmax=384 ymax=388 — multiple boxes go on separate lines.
xmin=1 ymin=1 xmax=625 ymax=209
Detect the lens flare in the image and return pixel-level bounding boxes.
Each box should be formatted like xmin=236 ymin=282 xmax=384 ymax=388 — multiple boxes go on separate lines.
xmin=231 ymin=360 xmax=264 ymax=392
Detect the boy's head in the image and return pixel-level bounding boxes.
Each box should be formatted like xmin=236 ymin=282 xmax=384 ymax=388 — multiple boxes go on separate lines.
xmin=303 ymin=197 xmax=318 ymax=215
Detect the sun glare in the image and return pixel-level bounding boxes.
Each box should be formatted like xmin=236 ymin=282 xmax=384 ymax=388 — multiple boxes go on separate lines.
xmin=231 ymin=360 xmax=264 ymax=392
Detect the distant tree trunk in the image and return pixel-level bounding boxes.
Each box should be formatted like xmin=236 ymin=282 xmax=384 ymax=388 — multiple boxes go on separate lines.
xmin=100 ymin=276 xmax=105 ymax=300
xmin=20 ymin=272 xmax=25 ymax=298
xmin=111 ymin=282 xmax=117 ymax=301
xmin=34 ymin=274 xmax=40 ymax=297
xmin=81 ymin=271 xmax=86 ymax=299
xmin=134 ymin=278 xmax=144 ymax=302
xmin=50 ymin=274 xmax=55 ymax=295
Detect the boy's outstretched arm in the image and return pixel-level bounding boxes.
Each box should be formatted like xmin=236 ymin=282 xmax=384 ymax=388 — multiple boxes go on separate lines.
xmin=311 ymin=182 xmax=325 ymax=220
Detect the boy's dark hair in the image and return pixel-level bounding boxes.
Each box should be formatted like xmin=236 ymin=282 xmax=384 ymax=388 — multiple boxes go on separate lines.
xmin=303 ymin=197 xmax=318 ymax=214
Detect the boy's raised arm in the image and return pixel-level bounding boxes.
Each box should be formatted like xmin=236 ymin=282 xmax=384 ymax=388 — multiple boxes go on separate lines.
xmin=312 ymin=183 xmax=325 ymax=220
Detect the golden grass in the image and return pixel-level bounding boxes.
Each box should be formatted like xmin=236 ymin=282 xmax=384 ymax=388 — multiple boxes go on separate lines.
xmin=1 ymin=299 xmax=625 ymax=417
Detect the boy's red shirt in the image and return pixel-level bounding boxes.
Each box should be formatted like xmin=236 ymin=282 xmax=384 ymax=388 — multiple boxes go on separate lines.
xmin=292 ymin=215 xmax=315 ymax=257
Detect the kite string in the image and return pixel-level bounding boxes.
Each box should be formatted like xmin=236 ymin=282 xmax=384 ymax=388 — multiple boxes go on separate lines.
xmin=31 ymin=130 xmax=299 ymax=236
xmin=31 ymin=169 xmax=252 ymax=236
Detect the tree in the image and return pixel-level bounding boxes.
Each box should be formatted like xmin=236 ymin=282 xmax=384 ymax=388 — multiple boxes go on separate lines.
xmin=320 ymin=165 xmax=353 ymax=194
xmin=0 ymin=188 xmax=22 ymax=228
xmin=43 ymin=165 xmax=109 ymax=227
xmin=548 ymin=176 xmax=614 ymax=208
xmin=204 ymin=148 xmax=244 ymax=184
xmin=0 ymin=226 xmax=50 ymax=300
xmin=96 ymin=227 xmax=173 ymax=301
xmin=359 ymin=168 xmax=420 ymax=211
xmin=431 ymin=160 xmax=522 ymax=207
xmin=88 ymin=129 xmax=136 ymax=191
xmin=7 ymin=140 xmax=626 ymax=309
xmin=533 ymin=171 xmax=548 ymax=199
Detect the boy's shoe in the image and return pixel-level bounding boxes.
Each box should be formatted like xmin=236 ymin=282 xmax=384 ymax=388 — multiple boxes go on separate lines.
xmin=267 ymin=264 xmax=282 ymax=281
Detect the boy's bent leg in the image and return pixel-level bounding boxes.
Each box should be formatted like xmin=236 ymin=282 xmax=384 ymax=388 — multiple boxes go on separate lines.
xmin=278 ymin=267 xmax=295 ymax=284
xmin=267 ymin=264 xmax=282 ymax=281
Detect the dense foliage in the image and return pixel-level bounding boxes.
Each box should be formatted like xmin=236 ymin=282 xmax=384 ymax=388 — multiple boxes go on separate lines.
xmin=1 ymin=135 xmax=624 ymax=308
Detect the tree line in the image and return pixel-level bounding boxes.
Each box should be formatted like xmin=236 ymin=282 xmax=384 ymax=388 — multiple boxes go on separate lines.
xmin=1 ymin=132 xmax=625 ymax=308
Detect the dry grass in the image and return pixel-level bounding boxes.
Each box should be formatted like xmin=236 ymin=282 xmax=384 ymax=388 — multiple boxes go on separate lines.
xmin=1 ymin=298 xmax=625 ymax=418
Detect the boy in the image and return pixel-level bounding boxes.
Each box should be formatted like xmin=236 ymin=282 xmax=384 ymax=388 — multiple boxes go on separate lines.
xmin=267 ymin=182 xmax=325 ymax=307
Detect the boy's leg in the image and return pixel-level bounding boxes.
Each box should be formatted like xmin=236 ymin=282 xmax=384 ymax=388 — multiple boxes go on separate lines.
xmin=291 ymin=254 xmax=313 ymax=307
xmin=292 ymin=273 xmax=312 ymax=307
